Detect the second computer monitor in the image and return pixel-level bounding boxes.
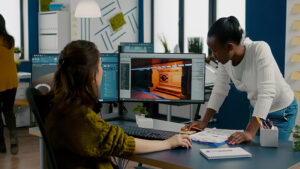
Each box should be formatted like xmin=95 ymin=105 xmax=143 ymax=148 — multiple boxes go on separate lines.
xmin=100 ymin=53 xmax=119 ymax=102
xmin=119 ymin=53 xmax=205 ymax=103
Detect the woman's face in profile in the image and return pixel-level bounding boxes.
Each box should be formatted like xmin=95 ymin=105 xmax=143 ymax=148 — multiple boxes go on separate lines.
xmin=207 ymin=36 xmax=231 ymax=64
xmin=95 ymin=58 xmax=103 ymax=89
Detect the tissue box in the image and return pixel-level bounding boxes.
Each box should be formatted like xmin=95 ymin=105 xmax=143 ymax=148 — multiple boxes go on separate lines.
xmin=260 ymin=126 xmax=278 ymax=147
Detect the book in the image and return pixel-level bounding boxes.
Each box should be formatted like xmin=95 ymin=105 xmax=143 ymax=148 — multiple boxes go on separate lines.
xmin=200 ymin=147 xmax=252 ymax=160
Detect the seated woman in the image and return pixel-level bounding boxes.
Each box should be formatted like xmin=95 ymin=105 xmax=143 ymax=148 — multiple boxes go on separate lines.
xmin=45 ymin=40 xmax=191 ymax=169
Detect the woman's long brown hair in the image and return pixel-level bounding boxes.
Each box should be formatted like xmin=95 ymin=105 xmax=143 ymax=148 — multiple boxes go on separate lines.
xmin=52 ymin=40 xmax=100 ymax=108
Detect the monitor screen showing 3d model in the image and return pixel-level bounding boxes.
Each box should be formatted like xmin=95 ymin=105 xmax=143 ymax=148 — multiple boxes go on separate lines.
xmin=119 ymin=53 xmax=205 ymax=103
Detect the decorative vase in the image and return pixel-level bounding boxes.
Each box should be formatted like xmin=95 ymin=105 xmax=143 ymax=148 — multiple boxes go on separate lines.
xmin=14 ymin=53 xmax=21 ymax=61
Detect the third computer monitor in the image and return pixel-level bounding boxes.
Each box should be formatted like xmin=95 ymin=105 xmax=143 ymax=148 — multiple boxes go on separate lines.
xmin=119 ymin=53 xmax=205 ymax=103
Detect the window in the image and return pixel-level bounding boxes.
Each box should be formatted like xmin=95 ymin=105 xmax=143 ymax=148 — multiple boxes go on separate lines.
xmin=184 ymin=0 xmax=209 ymax=54
xmin=216 ymin=0 xmax=245 ymax=30
xmin=0 ymin=1 xmax=21 ymax=48
xmin=152 ymin=0 xmax=245 ymax=55
xmin=154 ymin=0 xmax=179 ymax=53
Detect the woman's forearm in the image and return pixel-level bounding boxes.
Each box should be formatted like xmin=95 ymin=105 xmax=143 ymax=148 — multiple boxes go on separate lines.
xmin=134 ymin=138 xmax=170 ymax=154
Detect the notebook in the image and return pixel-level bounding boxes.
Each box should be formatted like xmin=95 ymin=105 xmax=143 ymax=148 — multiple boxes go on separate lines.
xmin=199 ymin=147 xmax=252 ymax=160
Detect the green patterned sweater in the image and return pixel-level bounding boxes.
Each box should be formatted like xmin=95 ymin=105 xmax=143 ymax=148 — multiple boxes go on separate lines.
xmin=45 ymin=105 xmax=135 ymax=169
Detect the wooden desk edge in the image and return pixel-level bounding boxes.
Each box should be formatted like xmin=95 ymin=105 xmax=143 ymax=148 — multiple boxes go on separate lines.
xmin=126 ymin=155 xmax=192 ymax=169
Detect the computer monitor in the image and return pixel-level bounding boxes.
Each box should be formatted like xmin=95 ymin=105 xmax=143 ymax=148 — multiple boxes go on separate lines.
xmin=99 ymin=53 xmax=119 ymax=102
xmin=31 ymin=54 xmax=59 ymax=94
xmin=119 ymin=53 xmax=205 ymax=103
xmin=119 ymin=42 xmax=154 ymax=53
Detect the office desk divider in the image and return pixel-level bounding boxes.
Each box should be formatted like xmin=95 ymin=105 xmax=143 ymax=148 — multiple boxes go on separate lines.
xmin=136 ymin=117 xmax=185 ymax=133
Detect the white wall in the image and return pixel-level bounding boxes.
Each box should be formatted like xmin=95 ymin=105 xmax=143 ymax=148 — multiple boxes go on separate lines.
xmin=143 ymin=0 xmax=151 ymax=43
xmin=0 ymin=1 xmax=21 ymax=47
xmin=23 ymin=0 xmax=29 ymax=60
xmin=285 ymin=0 xmax=300 ymax=126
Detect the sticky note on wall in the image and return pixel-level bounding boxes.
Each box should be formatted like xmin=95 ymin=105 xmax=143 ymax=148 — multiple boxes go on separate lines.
xmin=292 ymin=54 xmax=300 ymax=63
xmin=293 ymin=4 xmax=300 ymax=14
xmin=109 ymin=13 xmax=126 ymax=32
xmin=295 ymin=91 xmax=300 ymax=101
xmin=293 ymin=20 xmax=300 ymax=30
xmin=292 ymin=36 xmax=300 ymax=46
xmin=291 ymin=71 xmax=300 ymax=80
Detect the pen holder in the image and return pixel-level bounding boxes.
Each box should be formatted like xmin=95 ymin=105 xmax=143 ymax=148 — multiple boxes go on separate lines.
xmin=260 ymin=126 xmax=278 ymax=147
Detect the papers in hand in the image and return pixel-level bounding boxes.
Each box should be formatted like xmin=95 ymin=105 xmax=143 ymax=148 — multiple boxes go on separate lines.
xmin=189 ymin=128 xmax=243 ymax=146
xmin=200 ymin=147 xmax=252 ymax=159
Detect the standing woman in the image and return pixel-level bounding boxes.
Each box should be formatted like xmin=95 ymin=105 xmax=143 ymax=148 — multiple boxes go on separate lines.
xmin=188 ymin=16 xmax=298 ymax=143
xmin=0 ymin=14 xmax=19 ymax=154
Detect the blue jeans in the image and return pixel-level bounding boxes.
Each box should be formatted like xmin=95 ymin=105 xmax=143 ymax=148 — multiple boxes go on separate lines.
xmin=249 ymin=98 xmax=298 ymax=140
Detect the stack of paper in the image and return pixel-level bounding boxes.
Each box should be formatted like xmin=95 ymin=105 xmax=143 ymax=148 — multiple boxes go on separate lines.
xmin=200 ymin=147 xmax=252 ymax=159
xmin=189 ymin=128 xmax=243 ymax=146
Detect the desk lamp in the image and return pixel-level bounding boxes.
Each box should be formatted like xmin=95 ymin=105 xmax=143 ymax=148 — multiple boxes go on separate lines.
xmin=75 ymin=0 xmax=101 ymax=18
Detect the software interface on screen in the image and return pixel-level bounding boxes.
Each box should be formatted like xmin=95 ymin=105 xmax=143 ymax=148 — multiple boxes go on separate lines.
xmin=119 ymin=53 xmax=205 ymax=103
xmin=119 ymin=42 xmax=154 ymax=53
xmin=99 ymin=53 xmax=118 ymax=102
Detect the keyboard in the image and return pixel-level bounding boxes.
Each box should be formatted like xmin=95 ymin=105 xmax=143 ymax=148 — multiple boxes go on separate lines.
xmin=119 ymin=125 xmax=178 ymax=140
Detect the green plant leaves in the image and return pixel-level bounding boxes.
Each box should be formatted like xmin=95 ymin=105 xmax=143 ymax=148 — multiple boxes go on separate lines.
xmin=133 ymin=103 xmax=149 ymax=116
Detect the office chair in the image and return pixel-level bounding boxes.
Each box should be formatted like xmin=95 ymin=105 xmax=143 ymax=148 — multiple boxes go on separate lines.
xmin=26 ymin=87 xmax=59 ymax=169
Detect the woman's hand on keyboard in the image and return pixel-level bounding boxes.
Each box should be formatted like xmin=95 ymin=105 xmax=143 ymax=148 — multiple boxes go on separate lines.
xmin=165 ymin=134 xmax=192 ymax=149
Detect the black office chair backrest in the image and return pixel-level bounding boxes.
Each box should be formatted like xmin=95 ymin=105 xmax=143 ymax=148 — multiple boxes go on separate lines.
xmin=26 ymin=87 xmax=59 ymax=169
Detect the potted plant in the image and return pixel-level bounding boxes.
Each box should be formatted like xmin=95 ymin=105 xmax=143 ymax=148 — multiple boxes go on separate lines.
xmin=133 ymin=103 xmax=151 ymax=127
xmin=158 ymin=34 xmax=170 ymax=53
xmin=14 ymin=47 xmax=22 ymax=60
xmin=188 ymin=37 xmax=203 ymax=54
xmin=290 ymin=125 xmax=300 ymax=151
xmin=14 ymin=47 xmax=22 ymax=71
xmin=133 ymin=103 xmax=149 ymax=117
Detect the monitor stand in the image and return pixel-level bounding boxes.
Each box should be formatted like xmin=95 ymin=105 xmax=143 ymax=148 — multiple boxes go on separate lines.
xmin=102 ymin=102 xmax=136 ymax=122
xmin=163 ymin=103 xmax=202 ymax=122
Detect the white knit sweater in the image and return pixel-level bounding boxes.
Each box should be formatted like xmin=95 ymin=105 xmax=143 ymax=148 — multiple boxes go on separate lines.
xmin=207 ymin=38 xmax=294 ymax=119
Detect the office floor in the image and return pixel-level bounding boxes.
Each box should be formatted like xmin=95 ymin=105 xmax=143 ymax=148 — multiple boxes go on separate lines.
xmin=0 ymin=127 xmax=160 ymax=169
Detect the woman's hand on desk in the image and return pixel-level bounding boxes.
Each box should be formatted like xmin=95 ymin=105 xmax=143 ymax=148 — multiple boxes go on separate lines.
xmin=227 ymin=131 xmax=253 ymax=144
xmin=165 ymin=134 xmax=192 ymax=149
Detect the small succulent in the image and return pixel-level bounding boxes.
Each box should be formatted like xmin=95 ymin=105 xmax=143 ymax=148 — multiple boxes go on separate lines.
xmin=290 ymin=125 xmax=300 ymax=151
xmin=133 ymin=103 xmax=149 ymax=116
xmin=14 ymin=47 xmax=22 ymax=53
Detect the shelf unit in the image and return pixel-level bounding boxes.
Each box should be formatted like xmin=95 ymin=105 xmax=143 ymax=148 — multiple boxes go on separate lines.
xmin=39 ymin=11 xmax=70 ymax=54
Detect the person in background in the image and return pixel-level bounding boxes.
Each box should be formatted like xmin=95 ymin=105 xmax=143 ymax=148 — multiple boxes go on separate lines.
xmin=0 ymin=14 xmax=19 ymax=154
xmin=45 ymin=40 xmax=192 ymax=169
xmin=188 ymin=16 xmax=298 ymax=144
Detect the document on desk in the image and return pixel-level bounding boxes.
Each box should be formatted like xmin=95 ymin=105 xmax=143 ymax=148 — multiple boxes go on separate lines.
xmin=189 ymin=128 xmax=243 ymax=146
xmin=200 ymin=147 xmax=252 ymax=160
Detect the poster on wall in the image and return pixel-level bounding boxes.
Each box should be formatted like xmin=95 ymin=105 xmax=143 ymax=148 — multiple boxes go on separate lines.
xmin=71 ymin=0 xmax=139 ymax=53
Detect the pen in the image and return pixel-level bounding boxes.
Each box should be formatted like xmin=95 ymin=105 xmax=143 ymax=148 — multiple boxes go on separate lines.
xmin=266 ymin=119 xmax=273 ymax=128
xmin=262 ymin=120 xmax=269 ymax=129
xmin=255 ymin=116 xmax=261 ymax=125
